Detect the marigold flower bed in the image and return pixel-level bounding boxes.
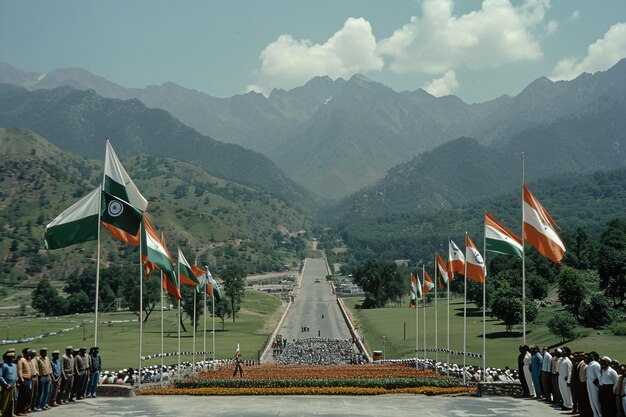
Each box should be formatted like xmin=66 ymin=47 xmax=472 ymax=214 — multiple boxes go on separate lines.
xmin=141 ymin=364 xmax=474 ymax=396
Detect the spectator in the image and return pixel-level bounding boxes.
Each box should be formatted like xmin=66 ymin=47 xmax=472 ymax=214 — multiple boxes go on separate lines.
xmin=587 ymin=351 xmax=602 ymax=417
xmin=541 ymin=347 xmax=553 ymax=402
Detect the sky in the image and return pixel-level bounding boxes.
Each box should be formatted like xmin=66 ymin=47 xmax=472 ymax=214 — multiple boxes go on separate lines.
xmin=1 ymin=0 xmax=626 ymax=103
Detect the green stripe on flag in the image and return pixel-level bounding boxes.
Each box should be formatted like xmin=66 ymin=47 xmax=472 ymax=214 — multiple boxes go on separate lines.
xmin=486 ymin=237 xmax=523 ymax=257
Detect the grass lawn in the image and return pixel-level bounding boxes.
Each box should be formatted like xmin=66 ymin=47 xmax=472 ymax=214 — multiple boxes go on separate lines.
xmin=1 ymin=290 xmax=282 ymax=371
xmin=343 ymin=295 xmax=626 ymax=370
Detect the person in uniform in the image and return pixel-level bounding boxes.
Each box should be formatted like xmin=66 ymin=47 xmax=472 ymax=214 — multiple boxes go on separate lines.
xmin=36 ymin=348 xmax=53 ymax=411
xmin=79 ymin=347 xmax=90 ymax=398
xmin=71 ymin=347 xmax=82 ymax=401
xmin=49 ymin=350 xmax=61 ymax=407
xmin=599 ymin=356 xmax=618 ymax=417
xmin=0 ymin=350 xmax=18 ymax=417
xmin=587 ymin=351 xmax=603 ymax=417
xmin=60 ymin=346 xmax=74 ymax=404
xmin=541 ymin=346 xmax=553 ymax=402
xmin=86 ymin=347 xmax=101 ymax=398
xmin=16 ymin=349 xmax=32 ymax=416
xmin=28 ymin=349 xmax=39 ymax=412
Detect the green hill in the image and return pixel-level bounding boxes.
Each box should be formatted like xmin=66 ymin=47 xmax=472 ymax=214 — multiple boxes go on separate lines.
xmin=0 ymin=128 xmax=310 ymax=305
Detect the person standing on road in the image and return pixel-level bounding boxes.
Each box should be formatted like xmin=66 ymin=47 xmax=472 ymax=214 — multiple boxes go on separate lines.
xmin=16 ymin=348 xmax=32 ymax=416
xmin=49 ymin=350 xmax=61 ymax=407
xmin=541 ymin=347 xmax=553 ymax=402
xmin=35 ymin=348 xmax=52 ymax=411
xmin=558 ymin=347 xmax=573 ymax=411
xmin=531 ymin=346 xmax=543 ymax=399
xmin=587 ymin=352 xmax=602 ymax=417
xmin=599 ymin=356 xmax=618 ymax=417
xmin=28 ymin=349 xmax=39 ymax=412
xmin=86 ymin=347 xmax=101 ymax=398
xmin=522 ymin=345 xmax=534 ymax=397
xmin=60 ymin=346 xmax=73 ymax=404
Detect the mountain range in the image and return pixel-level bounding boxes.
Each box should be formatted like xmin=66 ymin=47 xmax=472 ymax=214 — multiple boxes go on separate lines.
xmin=2 ymin=59 xmax=625 ymax=199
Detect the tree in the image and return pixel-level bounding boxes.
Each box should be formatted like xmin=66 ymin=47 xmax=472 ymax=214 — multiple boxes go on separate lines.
xmin=124 ymin=275 xmax=161 ymax=323
xmin=580 ymin=294 xmax=615 ymax=328
xmin=32 ymin=278 xmax=67 ymax=316
xmin=491 ymin=296 xmax=522 ymax=334
xmin=557 ymin=267 xmax=589 ymax=319
xmin=180 ymin=284 xmax=202 ymax=333
xmin=526 ymin=273 xmax=549 ymax=300
xmin=597 ymin=218 xmax=626 ymax=306
xmin=67 ymin=291 xmax=91 ymax=314
xmin=352 ymin=259 xmax=406 ymax=308
xmin=213 ymin=298 xmax=231 ymax=331
xmin=221 ymin=264 xmax=246 ymax=323
xmin=547 ymin=313 xmax=579 ymax=342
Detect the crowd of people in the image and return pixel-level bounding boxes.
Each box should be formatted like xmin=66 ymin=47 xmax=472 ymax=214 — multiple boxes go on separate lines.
xmin=275 ymin=337 xmax=365 ymax=365
xmin=518 ymin=345 xmax=626 ymax=417
xmin=0 ymin=346 xmax=101 ymax=417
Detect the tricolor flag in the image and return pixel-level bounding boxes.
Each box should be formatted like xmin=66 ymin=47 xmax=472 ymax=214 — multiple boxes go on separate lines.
xmin=422 ymin=271 xmax=435 ymax=295
xmin=485 ymin=212 xmax=523 ymax=257
xmin=178 ymin=248 xmax=200 ymax=287
xmin=101 ymin=140 xmax=147 ymax=245
xmin=141 ymin=216 xmax=181 ymax=300
xmin=100 ymin=190 xmax=142 ymax=240
xmin=44 ymin=187 xmax=100 ymax=250
xmin=207 ymin=269 xmax=223 ymax=302
xmin=523 ymin=185 xmax=565 ymax=263
xmin=409 ymin=274 xmax=417 ymax=308
xmin=192 ymin=266 xmax=214 ymax=298
xmin=436 ymin=253 xmax=449 ymax=285
xmin=465 ymin=233 xmax=486 ymax=284
xmin=448 ymin=239 xmax=465 ymax=278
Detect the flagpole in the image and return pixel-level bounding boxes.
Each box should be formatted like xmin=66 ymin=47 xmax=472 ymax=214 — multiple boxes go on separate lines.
xmin=422 ymin=265 xmax=426 ymax=366
xmin=463 ymin=233 xmax=468 ymax=385
xmin=521 ymin=152 xmax=526 ymax=345
xmin=212 ymin=294 xmax=215 ymax=362
xmin=447 ymin=240 xmax=451 ymax=376
xmin=94 ymin=186 xmax=102 ymax=347
xmin=434 ymin=254 xmax=438 ymax=368
xmin=416 ymin=273 xmax=419 ymax=370
xmin=203 ymin=285 xmax=207 ymax=369
xmin=193 ymin=289 xmax=197 ymax=373
xmin=160 ymin=269 xmax=164 ymax=387
xmin=138 ymin=221 xmax=143 ymax=391
xmin=482 ymin=226 xmax=487 ymax=382
xmin=177 ymin=259 xmax=181 ymax=381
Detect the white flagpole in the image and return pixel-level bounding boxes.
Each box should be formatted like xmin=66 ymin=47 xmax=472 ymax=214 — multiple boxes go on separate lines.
xmin=94 ymin=187 xmax=102 ymax=347
xmin=193 ymin=289 xmax=197 ymax=373
xmin=177 ymin=259 xmax=181 ymax=380
xmin=434 ymin=255 xmax=438 ymax=368
xmin=482 ymin=227 xmax=487 ymax=382
xmin=463 ymin=232 xmax=468 ymax=385
xmin=416 ymin=273 xmax=420 ymax=370
xmin=422 ymin=265 xmax=426 ymax=366
xmin=203 ymin=285 xmax=207 ymax=369
xmin=212 ymin=293 xmax=216 ymax=362
xmin=447 ymin=238 xmax=452 ymax=376
xmin=160 ymin=269 xmax=164 ymax=387
xmin=521 ymin=152 xmax=527 ymax=345
xmin=138 ymin=222 xmax=143 ymax=391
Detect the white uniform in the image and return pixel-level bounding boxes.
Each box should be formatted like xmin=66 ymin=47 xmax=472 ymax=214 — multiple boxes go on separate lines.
xmin=523 ymin=351 xmax=534 ymax=396
xmin=586 ymin=360 xmax=602 ymax=417
xmin=558 ymin=356 xmax=573 ymax=409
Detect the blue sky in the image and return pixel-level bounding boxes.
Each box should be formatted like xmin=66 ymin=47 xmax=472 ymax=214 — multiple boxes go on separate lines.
xmin=1 ymin=0 xmax=625 ymax=103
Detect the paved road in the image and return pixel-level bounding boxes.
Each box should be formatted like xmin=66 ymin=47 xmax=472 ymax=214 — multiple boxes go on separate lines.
xmin=278 ymin=258 xmax=352 ymax=342
xmin=39 ymin=395 xmax=569 ymax=416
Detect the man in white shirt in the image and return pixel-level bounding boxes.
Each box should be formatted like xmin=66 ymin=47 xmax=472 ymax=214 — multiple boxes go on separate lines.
xmin=586 ymin=352 xmax=602 ymax=417
xmin=541 ymin=347 xmax=553 ymax=402
xmin=599 ymin=356 xmax=618 ymax=417
xmin=558 ymin=347 xmax=573 ymax=411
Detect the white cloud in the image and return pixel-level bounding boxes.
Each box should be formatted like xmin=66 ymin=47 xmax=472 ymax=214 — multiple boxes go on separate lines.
xmin=247 ymin=17 xmax=383 ymax=94
xmin=377 ymin=0 xmax=549 ymax=74
xmin=550 ymin=22 xmax=626 ymax=80
xmin=422 ymin=70 xmax=459 ymax=96
xmin=570 ymin=9 xmax=580 ymax=21
xmin=546 ymin=20 xmax=558 ymax=35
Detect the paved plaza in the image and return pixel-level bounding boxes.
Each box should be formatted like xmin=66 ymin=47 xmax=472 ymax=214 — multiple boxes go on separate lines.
xmin=39 ymin=395 xmax=569 ymax=417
